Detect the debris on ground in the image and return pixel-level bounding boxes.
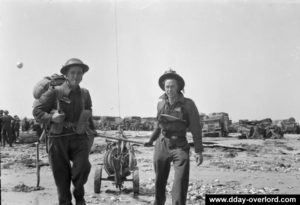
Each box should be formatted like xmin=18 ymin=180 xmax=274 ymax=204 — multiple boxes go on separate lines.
xmin=12 ymin=183 xmax=45 ymax=192
xmin=138 ymin=178 xmax=281 ymax=204
xmin=90 ymin=144 xmax=107 ymax=154
xmin=224 ymin=150 xmax=238 ymax=158
xmin=2 ymin=131 xmax=300 ymax=205
xmin=17 ymin=132 xmax=38 ymax=143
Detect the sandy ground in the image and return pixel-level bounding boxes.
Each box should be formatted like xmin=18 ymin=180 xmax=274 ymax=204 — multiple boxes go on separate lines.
xmin=1 ymin=131 xmax=300 ymax=205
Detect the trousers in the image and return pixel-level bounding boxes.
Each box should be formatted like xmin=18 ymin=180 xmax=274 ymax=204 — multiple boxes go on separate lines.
xmin=153 ymin=135 xmax=190 ymax=205
xmin=1 ymin=128 xmax=12 ymax=147
xmin=48 ymin=134 xmax=91 ymax=205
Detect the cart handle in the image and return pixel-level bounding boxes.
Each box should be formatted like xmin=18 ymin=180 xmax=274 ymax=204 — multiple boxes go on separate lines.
xmin=97 ymin=134 xmax=144 ymax=145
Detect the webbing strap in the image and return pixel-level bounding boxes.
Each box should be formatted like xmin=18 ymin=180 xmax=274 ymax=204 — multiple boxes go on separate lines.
xmin=55 ymin=87 xmax=87 ymax=112
xmin=81 ymin=88 xmax=86 ymax=111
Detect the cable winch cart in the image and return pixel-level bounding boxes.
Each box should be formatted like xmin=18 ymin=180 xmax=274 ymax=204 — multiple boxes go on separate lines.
xmin=94 ymin=130 xmax=141 ymax=195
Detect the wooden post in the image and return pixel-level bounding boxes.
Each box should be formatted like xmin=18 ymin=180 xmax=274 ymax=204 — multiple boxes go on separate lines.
xmin=36 ymin=140 xmax=40 ymax=187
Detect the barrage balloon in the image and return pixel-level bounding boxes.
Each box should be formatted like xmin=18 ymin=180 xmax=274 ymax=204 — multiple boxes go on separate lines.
xmin=17 ymin=62 xmax=23 ymax=69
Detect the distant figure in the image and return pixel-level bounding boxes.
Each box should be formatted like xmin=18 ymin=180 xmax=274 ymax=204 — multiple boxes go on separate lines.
xmin=32 ymin=121 xmax=43 ymax=139
xmin=33 ymin=58 xmax=96 ymax=205
xmin=144 ymin=69 xmax=203 ymax=205
xmin=13 ymin=115 xmax=20 ymax=138
xmin=11 ymin=115 xmax=21 ymax=143
xmin=22 ymin=117 xmax=30 ymax=132
xmin=0 ymin=110 xmax=3 ymax=145
xmin=1 ymin=110 xmax=13 ymax=147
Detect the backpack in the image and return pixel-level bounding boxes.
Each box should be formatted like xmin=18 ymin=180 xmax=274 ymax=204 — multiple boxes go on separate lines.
xmin=33 ymin=74 xmax=65 ymax=99
xmin=33 ymin=74 xmax=93 ymax=135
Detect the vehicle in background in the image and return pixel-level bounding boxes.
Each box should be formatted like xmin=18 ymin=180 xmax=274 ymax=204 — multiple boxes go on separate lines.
xmin=201 ymin=112 xmax=231 ymax=137
xmin=273 ymin=117 xmax=298 ymax=134
xmin=140 ymin=117 xmax=156 ymax=131
xmin=98 ymin=116 xmax=122 ymax=130
xmin=122 ymin=116 xmax=142 ymax=131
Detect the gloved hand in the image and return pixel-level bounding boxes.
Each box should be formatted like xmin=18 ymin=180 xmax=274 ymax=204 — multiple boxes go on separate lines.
xmin=51 ymin=111 xmax=65 ymax=123
xmin=144 ymin=141 xmax=153 ymax=147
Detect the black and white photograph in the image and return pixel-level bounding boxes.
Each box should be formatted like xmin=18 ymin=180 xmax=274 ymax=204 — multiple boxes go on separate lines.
xmin=1 ymin=0 xmax=300 ymax=204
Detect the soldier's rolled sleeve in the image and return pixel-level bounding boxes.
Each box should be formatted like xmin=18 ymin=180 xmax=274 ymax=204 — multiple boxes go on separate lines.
xmin=186 ymin=100 xmax=203 ymax=153
xmin=32 ymin=89 xmax=56 ymax=124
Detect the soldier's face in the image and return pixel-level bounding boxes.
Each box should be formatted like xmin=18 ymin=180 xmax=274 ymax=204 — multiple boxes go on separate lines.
xmin=164 ymin=79 xmax=179 ymax=99
xmin=66 ymin=66 xmax=83 ymax=87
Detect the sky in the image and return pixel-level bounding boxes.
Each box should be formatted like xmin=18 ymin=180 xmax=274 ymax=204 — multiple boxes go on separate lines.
xmin=0 ymin=0 xmax=299 ymax=122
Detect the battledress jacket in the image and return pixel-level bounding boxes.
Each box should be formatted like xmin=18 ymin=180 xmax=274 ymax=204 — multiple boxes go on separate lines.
xmin=32 ymin=81 xmax=94 ymax=135
xmin=0 ymin=115 xmax=13 ymax=130
xmin=150 ymin=93 xmax=203 ymax=153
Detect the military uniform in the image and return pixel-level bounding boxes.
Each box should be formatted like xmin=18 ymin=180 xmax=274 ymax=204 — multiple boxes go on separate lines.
xmin=147 ymin=70 xmax=203 ymax=205
xmin=1 ymin=112 xmax=13 ymax=147
xmin=33 ymin=59 xmax=94 ymax=205
xmin=11 ymin=116 xmax=20 ymax=143
xmin=0 ymin=110 xmax=3 ymax=145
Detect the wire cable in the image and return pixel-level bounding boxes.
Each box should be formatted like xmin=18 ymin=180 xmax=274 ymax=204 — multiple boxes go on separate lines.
xmin=114 ymin=0 xmax=121 ymax=117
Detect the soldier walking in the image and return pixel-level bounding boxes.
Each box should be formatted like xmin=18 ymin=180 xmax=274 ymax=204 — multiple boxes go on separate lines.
xmin=33 ymin=58 xmax=96 ymax=205
xmin=22 ymin=117 xmax=30 ymax=132
xmin=0 ymin=110 xmax=14 ymax=147
xmin=0 ymin=110 xmax=3 ymax=145
xmin=145 ymin=69 xmax=203 ymax=205
xmin=12 ymin=115 xmax=21 ymax=142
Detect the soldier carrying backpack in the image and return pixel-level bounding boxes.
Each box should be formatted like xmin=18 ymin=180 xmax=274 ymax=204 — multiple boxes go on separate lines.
xmin=32 ymin=58 xmax=96 ymax=205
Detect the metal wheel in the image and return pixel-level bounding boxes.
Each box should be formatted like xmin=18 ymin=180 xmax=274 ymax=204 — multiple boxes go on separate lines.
xmin=132 ymin=168 xmax=139 ymax=195
xmin=94 ymin=165 xmax=103 ymax=193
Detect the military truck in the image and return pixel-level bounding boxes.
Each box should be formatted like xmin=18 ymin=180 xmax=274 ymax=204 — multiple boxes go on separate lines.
xmin=273 ymin=117 xmax=298 ymax=134
xmin=99 ymin=116 xmax=122 ymax=130
xmin=201 ymin=112 xmax=231 ymax=137
xmin=141 ymin=117 xmax=156 ymax=131
xmin=122 ymin=116 xmax=142 ymax=131
xmin=238 ymin=118 xmax=273 ymax=139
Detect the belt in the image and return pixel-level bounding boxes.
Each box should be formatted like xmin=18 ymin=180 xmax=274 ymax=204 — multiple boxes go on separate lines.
xmin=161 ymin=130 xmax=186 ymax=138
xmin=164 ymin=135 xmax=186 ymax=140
xmin=49 ymin=132 xmax=76 ymax=138
xmin=49 ymin=122 xmax=77 ymax=137
xmin=161 ymin=134 xmax=188 ymax=149
xmin=63 ymin=121 xmax=77 ymax=130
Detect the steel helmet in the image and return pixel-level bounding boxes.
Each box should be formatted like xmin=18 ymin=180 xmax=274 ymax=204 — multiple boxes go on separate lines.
xmin=158 ymin=69 xmax=185 ymax=91
xmin=60 ymin=58 xmax=89 ymax=75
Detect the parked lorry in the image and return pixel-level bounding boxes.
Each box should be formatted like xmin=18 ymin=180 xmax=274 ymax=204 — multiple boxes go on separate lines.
xmin=237 ymin=118 xmax=283 ymax=139
xmin=238 ymin=118 xmax=272 ymax=139
xmin=201 ymin=112 xmax=231 ymax=137
xmin=140 ymin=117 xmax=156 ymax=131
xmin=99 ymin=116 xmax=122 ymax=130
xmin=122 ymin=116 xmax=142 ymax=131
xmin=273 ymin=117 xmax=298 ymax=134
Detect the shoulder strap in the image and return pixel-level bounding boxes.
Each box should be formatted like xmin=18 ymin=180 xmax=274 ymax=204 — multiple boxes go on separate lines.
xmin=156 ymin=100 xmax=166 ymax=119
xmin=180 ymin=98 xmax=190 ymax=126
xmin=80 ymin=88 xmax=88 ymax=110
xmin=55 ymin=87 xmax=64 ymax=112
xmin=54 ymin=85 xmax=70 ymax=112
xmin=54 ymin=86 xmax=88 ymax=111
